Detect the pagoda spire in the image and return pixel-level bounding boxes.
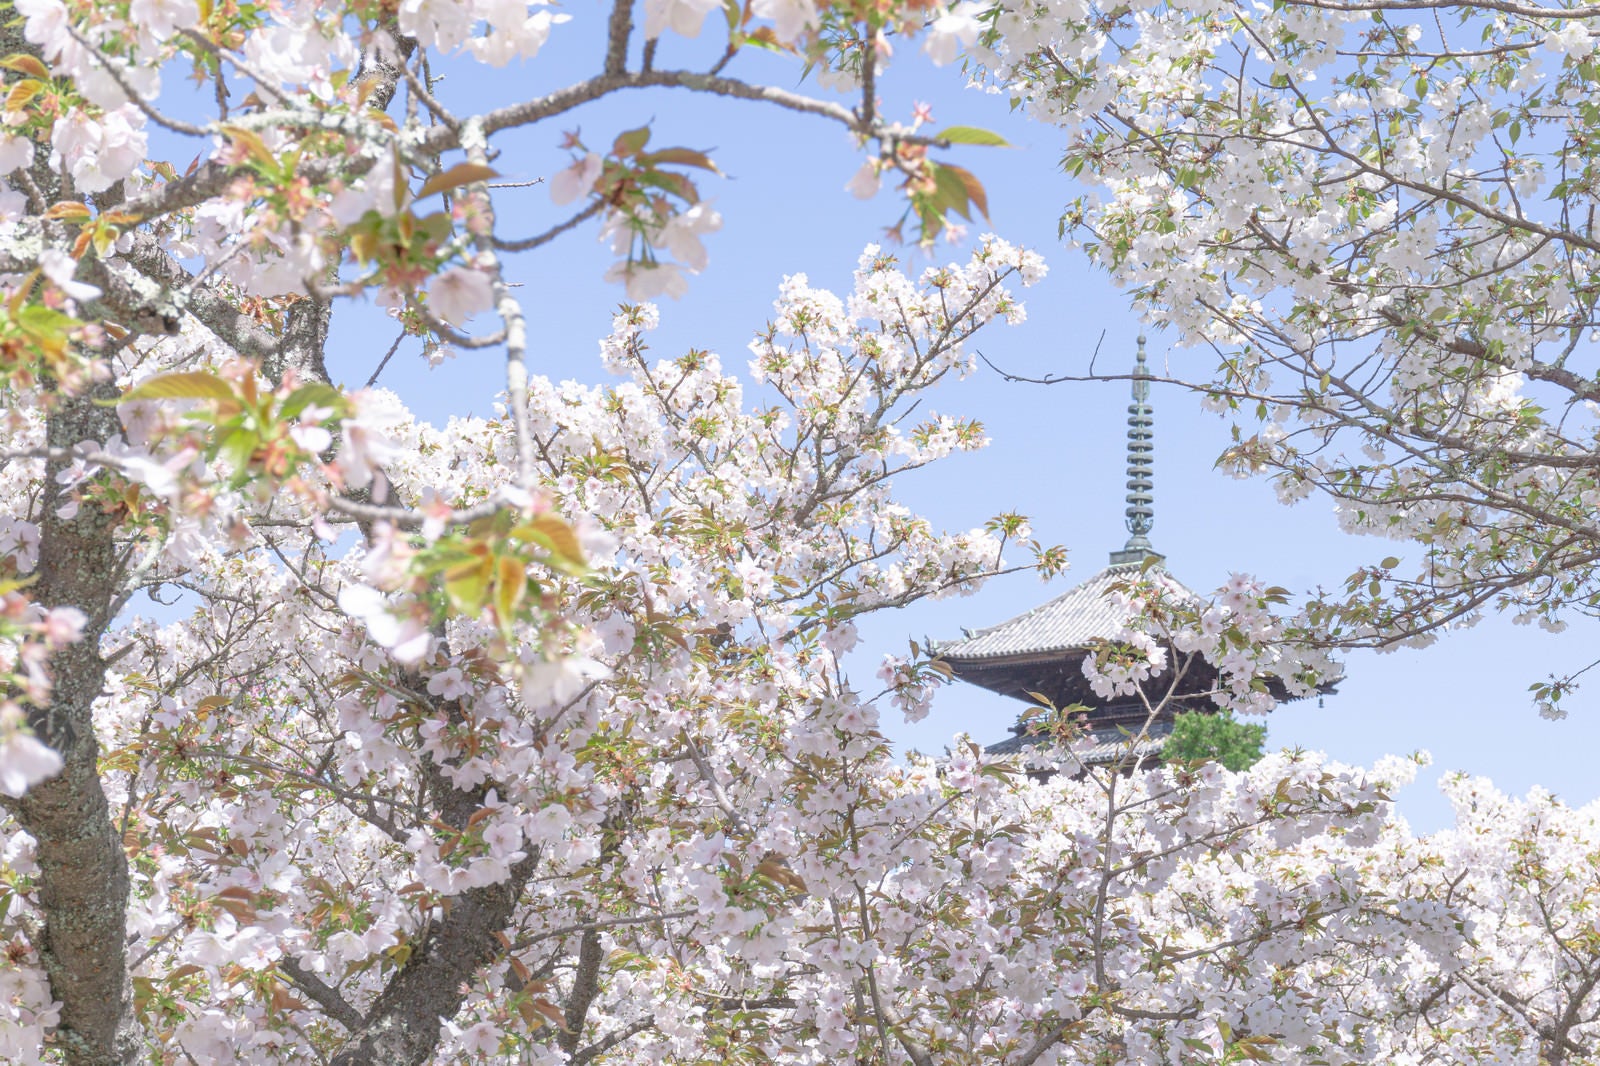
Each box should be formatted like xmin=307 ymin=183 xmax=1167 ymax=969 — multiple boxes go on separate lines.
xmin=1110 ymin=336 xmax=1163 ymax=566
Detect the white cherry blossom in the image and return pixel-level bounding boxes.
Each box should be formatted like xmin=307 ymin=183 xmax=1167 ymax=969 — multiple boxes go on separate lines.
xmin=428 ymin=265 xmax=497 ymax=325
xmin=642 ymin=0 xmax=723 ymax=39
xmin=924 ymin=1 xmax=989 ymax=66
xmin=550 ymin=152 xmax=604 ymax=205
xmin=752 ymin=0 xmax=818 ymax=44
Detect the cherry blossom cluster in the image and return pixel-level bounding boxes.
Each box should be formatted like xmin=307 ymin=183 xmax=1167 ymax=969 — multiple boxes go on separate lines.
xmin=5 ymin=228 xmax=1591 ymax=1060
xmin=0 ymin=241 xmax=1064 ymax=1062
xmin=7 ymin=0 xmax=1597 ymax=1060
xmin=1078 ymin=567 xmax=1341 ymax=718
xmin=0 ymin=597 xmax=83 ymax=798
xmin=959 ymin=0 xmax=1600 ymax=705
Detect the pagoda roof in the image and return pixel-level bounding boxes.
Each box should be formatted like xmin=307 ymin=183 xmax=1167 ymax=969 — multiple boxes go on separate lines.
xmin=987 ymin=716 xmax=1174 ymax=765
xmin=936 ymin=561 xmax=1194 ymax=664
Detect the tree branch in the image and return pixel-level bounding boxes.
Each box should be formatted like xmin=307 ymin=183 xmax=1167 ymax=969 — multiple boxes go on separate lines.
xmin=280 ymin=957 xmax=367 ymax=1033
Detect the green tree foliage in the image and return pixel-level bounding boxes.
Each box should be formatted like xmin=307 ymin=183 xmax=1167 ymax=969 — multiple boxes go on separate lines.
xmin=1165 ymin=711 xmax=1267 ymax=772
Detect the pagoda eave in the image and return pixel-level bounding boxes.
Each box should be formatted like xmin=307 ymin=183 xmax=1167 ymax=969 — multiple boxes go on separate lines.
xmin=943 ymin=649 xmax=1224 ymax=720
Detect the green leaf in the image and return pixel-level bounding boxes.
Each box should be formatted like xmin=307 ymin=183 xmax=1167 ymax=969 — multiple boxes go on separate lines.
xmin=936 ymin=125 xmax=1010 ymax=147
xmin=612 ymin=125 xmax=651 ymax=158
xmin=443 ymin=559 xmax=491 ymax=616
xmin=280 ymin=383 xmax=345 ymax=421
xmin=0 ymin=53 xmax=51 ymax=79
xmin=5 ymin=79 xmax=43 ymax=112
xmin=216 ymin=426 xmax=258 ymax=477
xmin=494 ymin=554 xmax=528 ymax=629
xmin=943 ymin=163 xmax=991 ymax=220
xmin=416 ymin=162 xmax=499 ymax=199
xmin=638 ymin=148 xmax=724 ymax=175
xmin=414 ymin=212 xmax=454 ymax=243
xmin=737 ymin=26 xmax=788 ymax=52
xmin=509 ymin=515 xmax=587 ymax=574
xmin=219 ymin=125 xmax=277 ymax=170
xmin=931 ymin=164 xmax=973 ymax=221
xmin=43 ymin=201 xmax=92 ymax=222
xmin=121 ymin=371 xmax=238 ymax=404
xmin=637 ymin=169 xmax=700 ymax=204
xmin=17 ymin=304 xmax=76 ymax=333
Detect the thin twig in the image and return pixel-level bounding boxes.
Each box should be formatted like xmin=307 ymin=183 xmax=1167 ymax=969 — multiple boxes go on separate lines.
xmin=493 ymin=199 xmax=606 ymax=253
xmin=365 ymin=329 xmax=410 ymax=388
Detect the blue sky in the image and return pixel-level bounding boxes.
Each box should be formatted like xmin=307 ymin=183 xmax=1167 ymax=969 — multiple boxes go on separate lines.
xmin=148 ymin=6 xmax=1600 ymax=833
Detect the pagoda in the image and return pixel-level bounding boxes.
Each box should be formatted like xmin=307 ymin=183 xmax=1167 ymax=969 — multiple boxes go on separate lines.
xmin=935 ymin=337 xmax=1226 ymax=767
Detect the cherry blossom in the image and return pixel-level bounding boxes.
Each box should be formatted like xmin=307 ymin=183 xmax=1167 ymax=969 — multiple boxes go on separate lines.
xmin=642 ymin=0 xmax=724 ymax=39
xmin=47 ymin=108 xmax=146 ymax=195
xmin=4 ymin=1 xmax=1586 ymax=1063
xmin=0 ymin=135 xmax=33 ymax=176
xmin=37 ymin=250 xmax=100 ymax=304
xmin=126 ymin=0 xmax=200 ymax=40
xmin=974 ymin=0 xmax=1600 ymax=711
xmin=845 ymin=159 xmax=881 ymax=199
xmin=751 ymin=0 xmax=819 ymax=44
xmin=427 ymin=265 xmax=497 ymax=325
xmin=604 ymin=259 xmax=689 ymax=300
xmin=0 ymin=719 xmax=62 ymax=797
xmin=656 ymin=203 xmax=721 ymax=272
xmin=924 ymin=1 xmax=988 ymax=66
xmin=550 ymin=152 xmax=604 ymax=205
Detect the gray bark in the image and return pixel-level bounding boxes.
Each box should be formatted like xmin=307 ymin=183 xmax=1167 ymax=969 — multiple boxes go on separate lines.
xmin=0 ymin=12 xmax=142 ymax=1061
xmin=328 ymin=697 xmax=538 ymax=1065
xmin=13 ymin=384 xmax=140 ymax=1066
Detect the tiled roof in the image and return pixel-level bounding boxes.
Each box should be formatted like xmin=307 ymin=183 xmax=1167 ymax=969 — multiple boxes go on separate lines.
xmin=936 ymin=562 xmax=1195 ymax=663
xmin=987 ymin=717 xmax=1174 ymax=765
